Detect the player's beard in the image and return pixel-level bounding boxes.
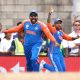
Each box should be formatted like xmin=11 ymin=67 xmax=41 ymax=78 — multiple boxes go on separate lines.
xmin=56 ymin=26 xmax=62 ymax=31
xmin=31 ymin=18 xmax=38 ymax=24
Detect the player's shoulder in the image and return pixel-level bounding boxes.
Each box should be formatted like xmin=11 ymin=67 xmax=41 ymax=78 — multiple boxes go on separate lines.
xmin=37 ymin=20 xmax=46 ymax=27
xmin=23 ymin=19 xmax=30 ymax=23
xmin=53 ymin=27 xmax=56 ymax=30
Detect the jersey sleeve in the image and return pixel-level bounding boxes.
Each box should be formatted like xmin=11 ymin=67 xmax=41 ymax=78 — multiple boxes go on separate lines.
xmin=3 ymin=22 xmax=24 ymax=33
xmin=47 ymin=22 xmax=56 ymax=34
xmin=38 ymin=21 xmax=56 ymax=43
xmin=62 ymin=31 xmax=73 ymax=41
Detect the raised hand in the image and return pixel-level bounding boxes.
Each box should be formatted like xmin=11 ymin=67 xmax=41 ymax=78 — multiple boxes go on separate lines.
xmin=50 ymin=8 xmax=54 ymax=13
xmin=49 ymin=8 xmax=54 ymax=15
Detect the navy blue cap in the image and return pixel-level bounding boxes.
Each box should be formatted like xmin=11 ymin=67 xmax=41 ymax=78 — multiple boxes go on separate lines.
xmin=29 ymin=11 xmax=38 ymax=17
xmin=54 ymin=18 xmax=62 ymax=24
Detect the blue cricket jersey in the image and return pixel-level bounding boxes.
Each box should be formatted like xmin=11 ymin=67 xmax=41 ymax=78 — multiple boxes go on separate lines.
xmin=24 ymin=21 xmax=43 ymax=46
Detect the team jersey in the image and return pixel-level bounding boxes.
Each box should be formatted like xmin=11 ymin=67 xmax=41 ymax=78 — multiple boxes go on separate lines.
xmin=54 ymin=30 xmax=63 ymax=44
xmin=23 ymin=21 xmax=44 ymax=45
xmin=4 ymin=20 xmax=56 ymax=46
xmin=47 ymin=23 xmax=73 ymax=44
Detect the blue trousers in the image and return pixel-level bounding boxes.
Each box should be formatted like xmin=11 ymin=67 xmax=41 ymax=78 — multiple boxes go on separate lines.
xmin=44 ymin=45 xmax=66 ymax=72
xmin=24 ymin=42 xmax=42 ymax=72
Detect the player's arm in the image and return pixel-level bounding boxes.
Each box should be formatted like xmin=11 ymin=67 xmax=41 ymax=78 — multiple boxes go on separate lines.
xmin=3 ymin=22 xmax=24 ymax=33
xmin=47 ymin=8 xmax=56 ymax=34
xmin=38 ymin=21 xmax=59 ymax=46
xmin=47 ymin=22 xmax=56 ymax=34
xmin=62 ymin=31 xmax=78 ymax=41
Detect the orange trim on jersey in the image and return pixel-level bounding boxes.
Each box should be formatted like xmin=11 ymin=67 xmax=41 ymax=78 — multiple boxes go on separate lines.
xmin=3 ymin=23 xmax=24 ymax=33
xmin=62 ymin=31 xmax=72 ymax=41
xmin=37 ymin=21 xmax=56 ymax=42
xmin=3 ymin=20 xmax=30 ymax=33
xmin=47 ymin=23 xmax=56 ymax=34
xmin=47 ymin=22 xmax=72 ymax=41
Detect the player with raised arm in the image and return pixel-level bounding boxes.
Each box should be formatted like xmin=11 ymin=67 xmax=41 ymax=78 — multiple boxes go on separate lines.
xmin=40 ymin=8 xmax=79 ymax=72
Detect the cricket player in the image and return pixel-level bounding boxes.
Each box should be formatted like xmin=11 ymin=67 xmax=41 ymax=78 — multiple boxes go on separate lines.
xmin=40 ymin=8 xmax=79 ymax=72
xmin=3 ymin=11 xmax=59 ymax=72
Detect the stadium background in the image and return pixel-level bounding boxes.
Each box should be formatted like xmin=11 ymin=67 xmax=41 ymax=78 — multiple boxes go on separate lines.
xmin=0 ymin=0 xmax=80 ymax=33
xmin=0 ymin=0 xmax=80 ymax=79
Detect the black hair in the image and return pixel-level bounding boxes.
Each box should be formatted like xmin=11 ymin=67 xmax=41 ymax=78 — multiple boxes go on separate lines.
xmin=17 ymin=21 xmax=22 ymax=26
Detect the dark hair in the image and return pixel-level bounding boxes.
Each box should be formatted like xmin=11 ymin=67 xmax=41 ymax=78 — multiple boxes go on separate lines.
xmin=17 ymin=21 xmax=22 ymax=26
xmin=29 ymin=12 xmax=38 ymax=17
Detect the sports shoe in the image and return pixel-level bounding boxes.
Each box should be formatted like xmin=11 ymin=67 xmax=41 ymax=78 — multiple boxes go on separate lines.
xmin=39 ymin=60 xmax=46 ymax=71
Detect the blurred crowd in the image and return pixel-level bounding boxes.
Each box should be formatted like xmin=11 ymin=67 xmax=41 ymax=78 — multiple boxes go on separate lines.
xmin=0 ymin=22 xmax=24 ymax=56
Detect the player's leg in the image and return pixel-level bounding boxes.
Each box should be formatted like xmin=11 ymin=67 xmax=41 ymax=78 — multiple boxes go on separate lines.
xmin=40 ymin=43 xmax=63 ymax=72
xmin=51 ymin=46 xmax=63 ymax=72
xmin=24 ymin=45 xmax=33 ymax=71
xmin=43 ymin=61 xmax=55 ymax=71
xmin=59 ymin=51 xmax=66 ymax=71
xmin=31 ymin=42 xmax=43 ymax=72
xmin=40 ymin=42 xmax=55 ymax=71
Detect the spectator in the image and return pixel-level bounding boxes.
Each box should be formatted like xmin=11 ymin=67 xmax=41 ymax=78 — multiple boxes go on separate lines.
xmin=0 ymin=32 xmax=13 ymax=55
xmin=9 ymin=21 xmax=24 ymax=55
xmin=0 ymin=23 xmax=5 ymax=47
xmin=9 ymin=30 xmax=24 ymax=55
xmin=40 ymin=39 xmax=49 ymax=56
xmin=61 ymin=16 xmax=80 ymax=57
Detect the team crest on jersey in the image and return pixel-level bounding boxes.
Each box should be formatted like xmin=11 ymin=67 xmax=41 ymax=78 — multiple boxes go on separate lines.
xmin=35 ymin=27 xmax=38 ymax=30
xmin=26 ymin=25 xmax=29 ymax=29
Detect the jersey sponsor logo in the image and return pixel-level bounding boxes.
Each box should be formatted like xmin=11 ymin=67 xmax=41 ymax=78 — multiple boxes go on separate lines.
xmin=26 ymin=30 xmax=36 ymax=35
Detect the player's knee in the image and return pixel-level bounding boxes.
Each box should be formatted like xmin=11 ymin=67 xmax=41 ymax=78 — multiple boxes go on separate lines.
xmin=31 ymin=58 xmax=37 ymax=63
